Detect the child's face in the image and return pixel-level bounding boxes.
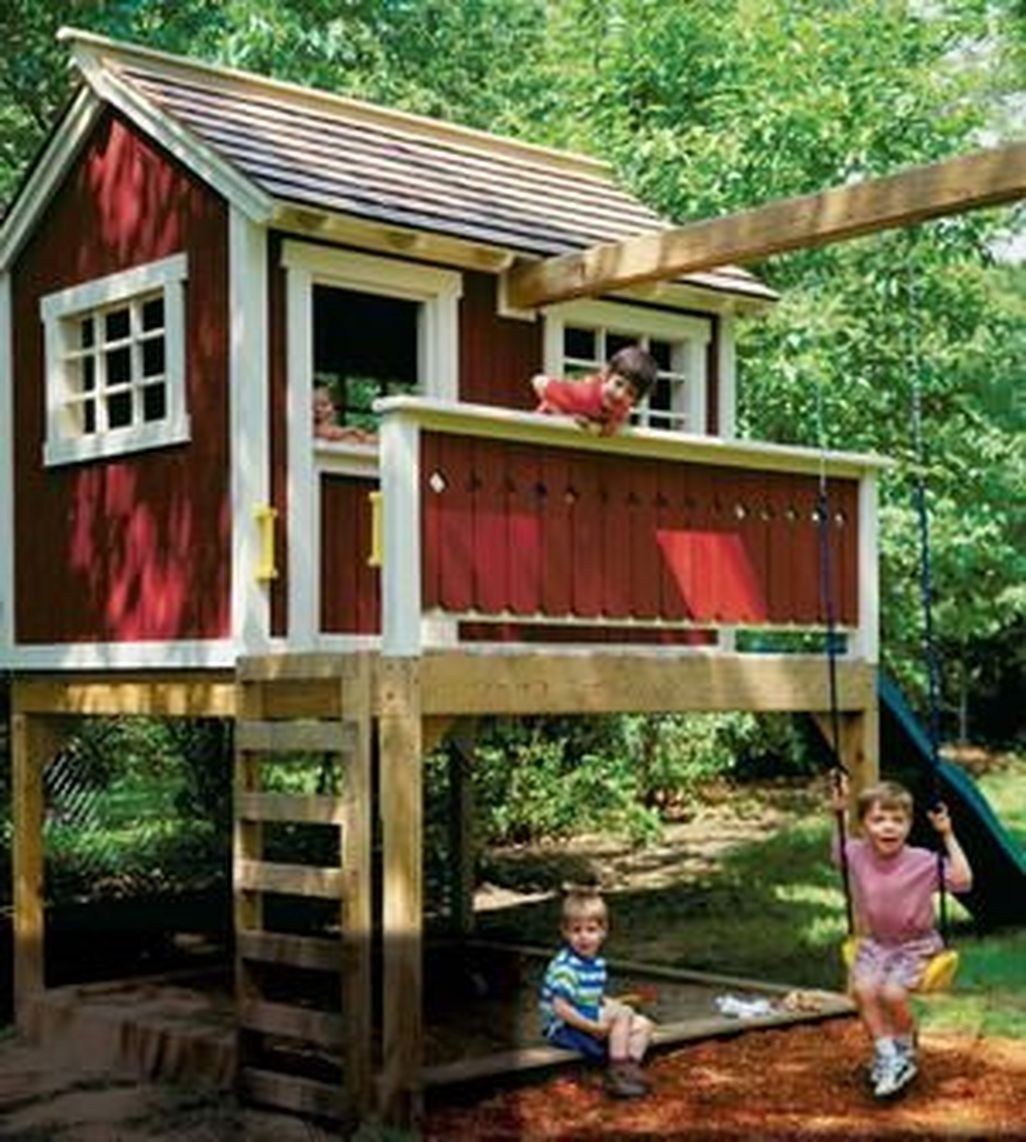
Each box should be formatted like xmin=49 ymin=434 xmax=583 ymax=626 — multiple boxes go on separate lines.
xmin=563 ymin=915 xmax=607 ymax=959
xmin=601 ymin=372 xmax=639 ymax=408
xmin=862 ymin=801 xmax=912 ymax=858
xmin=313 ymin=389 xmax=335 ymax=424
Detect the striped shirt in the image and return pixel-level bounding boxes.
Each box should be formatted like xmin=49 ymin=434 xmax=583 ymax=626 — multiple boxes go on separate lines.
xmin=539 ymin=945 xmax=607 ymax=1038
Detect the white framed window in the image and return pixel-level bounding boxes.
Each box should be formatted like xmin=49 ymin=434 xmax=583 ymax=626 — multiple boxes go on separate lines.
xmin=543 ymin=299 xmax=711 ymax=434
xmin=40 ymin=254 xmax=189 ymax=466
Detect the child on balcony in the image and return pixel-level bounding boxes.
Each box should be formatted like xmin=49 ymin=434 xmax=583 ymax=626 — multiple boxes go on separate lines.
xmin=531 ymin=345 xmax=658 ymax=436
xmin=830 ymin=776 xmax=972 ymax=1098
xmin=540 ymin=884 xmax=654 ymax=1098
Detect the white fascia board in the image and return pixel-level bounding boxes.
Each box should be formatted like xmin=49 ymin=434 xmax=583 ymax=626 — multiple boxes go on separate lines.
xmin=0 ymin=88 xmax=105 ymax=273
xmin=229 ymin=208 xmax=271 ymax=655
xmin=72 ymin=43 xmax=273 ymax=226
xmin=0 ymin=273 xmax=13 ymax=651
xmin=0 ymin=638 xmax=237 ymax=671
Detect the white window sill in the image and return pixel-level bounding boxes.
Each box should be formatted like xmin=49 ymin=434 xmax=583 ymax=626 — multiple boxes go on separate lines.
xmin=43 ymin=416 xmax=192 ymax=467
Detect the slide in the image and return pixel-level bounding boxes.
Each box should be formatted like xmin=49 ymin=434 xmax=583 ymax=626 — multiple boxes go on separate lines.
xmin=879 ymin=673 xmax=1026 ymax=928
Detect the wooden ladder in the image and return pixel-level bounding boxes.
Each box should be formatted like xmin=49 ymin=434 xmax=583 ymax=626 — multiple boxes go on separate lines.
xmin=233 ymin=660 xmax=373 ymax=1123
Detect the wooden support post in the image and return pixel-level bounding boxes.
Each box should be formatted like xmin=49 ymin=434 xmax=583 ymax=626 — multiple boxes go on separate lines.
xmin=340 ymin=659 xmax=373 ymax=1117
xmin=446 ymin=723 xmax=477 ymax=938
xmin=378 ymin=659 xmax=424 ymax=1126
xmin=11 ymin=713 xmax=64 ymax=1030
xmin=812 ymin=687 xmax=880 ymax=819
xmin=234 ymin=681 xmax=265 ymax=1070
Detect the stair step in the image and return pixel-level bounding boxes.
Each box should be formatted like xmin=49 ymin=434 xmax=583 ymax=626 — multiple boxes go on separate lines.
xmin=235 ymin=790 xmax=347 ymax=825
xmin=236 ymin=859 xmax=346 ymax=899
xmin=236 ymin=720 xmax=356 ymax=754
xmin=239 ymin=998 xmax=344 ymax=1049
xmin=237 ymin=929 xmax=341 ymax=972
xmin=240 ymin=1066 xmax=344 ymax=1119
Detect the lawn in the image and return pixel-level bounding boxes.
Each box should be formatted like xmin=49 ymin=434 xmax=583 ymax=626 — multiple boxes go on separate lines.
xmin=476 ymin=757 xmax=1026 ymax=1034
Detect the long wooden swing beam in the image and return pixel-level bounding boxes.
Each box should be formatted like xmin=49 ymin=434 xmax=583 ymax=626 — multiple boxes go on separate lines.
xmin=505 ymin=142 xmax=1026 ymax=309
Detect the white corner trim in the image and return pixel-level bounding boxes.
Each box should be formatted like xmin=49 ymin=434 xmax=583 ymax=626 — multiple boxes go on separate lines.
xmin=0 ymin=87 xmax=105 ymax=273
xmin=285 ymin=261 xmax=318 ymax=648
xmin=73 ymin=44 xmax=273 ymax=225
xmin=229 ymin=208 xmax=271 ymax=656
xmin=0 ymin=273 xmax=13 ymax=651
xmin=379 ymin=412 xmax=422 ymax=656
xmin=853 ymin=473 xmax=880 ymax=665
xmin=0 ymin=638 xmax=238 ymax=671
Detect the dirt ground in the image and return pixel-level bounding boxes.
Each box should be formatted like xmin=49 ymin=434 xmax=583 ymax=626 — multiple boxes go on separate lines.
xmin=2 ymin=774 xmax=1024 ymax=1139
xmin=2 ymin=1018 xmax=1025 ymax=1140
xmin=424 ymin=1020 xmax=1026 ymax=1140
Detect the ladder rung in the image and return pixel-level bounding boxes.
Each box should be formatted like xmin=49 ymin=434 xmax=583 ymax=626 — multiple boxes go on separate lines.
xmin=236 ymin=859 xmax=346 ymax=899
xmin=240 ymin=1066 xmax=344 ymax=1119
xmin=237 ymin=929 xmax=341 ymax=971
xmin=239 ymin=998 xmax=344 ymax=1049
xmin=236 ymin=791 xmax=346 ymax=825
xmin=236 ymin=720 xmax=357 ymax=754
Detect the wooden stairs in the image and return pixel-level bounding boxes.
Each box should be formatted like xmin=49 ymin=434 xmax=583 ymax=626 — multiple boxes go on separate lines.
xmin=233 ymin=660 xmax=373 ymax=1123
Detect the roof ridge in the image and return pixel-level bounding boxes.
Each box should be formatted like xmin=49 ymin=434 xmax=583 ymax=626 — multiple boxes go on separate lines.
xmin=57 ymin=26 xmax=613 ymax=180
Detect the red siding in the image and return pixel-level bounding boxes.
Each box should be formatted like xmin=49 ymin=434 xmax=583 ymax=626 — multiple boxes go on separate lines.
xmin=320 ymin=475 xmax=380 ymax=633
xmin=12 ymin=110 xmax=230 ymax=643
xmin=422 ymin=433 xmax=859 ymax=627
xmin=459 ymin=272 xmax=541 ymax=409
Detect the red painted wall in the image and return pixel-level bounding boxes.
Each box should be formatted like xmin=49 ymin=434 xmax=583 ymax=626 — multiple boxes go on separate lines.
xmin=12 ymin=110 xmax=230 ymax=643
xmin=422 ymin=433 xmax=859 ymax=627
xmin=459 ymin=272 xmax=542 ymax=409
xmin=320 ymin=475 xmax=380 ymax=633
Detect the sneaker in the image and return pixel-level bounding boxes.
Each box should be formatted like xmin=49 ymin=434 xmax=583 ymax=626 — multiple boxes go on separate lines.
xmin=867 ymin=1042 xmax=895 ymax=1086
xmin=604 ymin=1064 xmax=647 ymax=1099
xmin=873 ymin=1052 xmax=918 ymax=1099
xmin=622 ymin=1060 xmax=651 ymax=1091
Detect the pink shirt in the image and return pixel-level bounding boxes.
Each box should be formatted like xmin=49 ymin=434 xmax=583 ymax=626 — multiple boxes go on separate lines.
xmin=837 ymin=838 xmax=968 ymax=945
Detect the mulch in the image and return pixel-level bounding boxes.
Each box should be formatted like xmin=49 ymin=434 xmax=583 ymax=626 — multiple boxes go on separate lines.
xmin=424 ymin=1019 xmax=1026 ymax=1140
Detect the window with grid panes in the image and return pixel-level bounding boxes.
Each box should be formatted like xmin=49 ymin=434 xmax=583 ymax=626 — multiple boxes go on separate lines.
xmin=560 ymin=323 xmax=695 ymax=432
xmin=40 ymin=254 xmax=189 ymax=466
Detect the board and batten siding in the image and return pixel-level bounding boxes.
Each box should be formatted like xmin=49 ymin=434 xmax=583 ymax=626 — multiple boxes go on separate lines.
xmin=11 ymin=108 xmax=230 ymax=644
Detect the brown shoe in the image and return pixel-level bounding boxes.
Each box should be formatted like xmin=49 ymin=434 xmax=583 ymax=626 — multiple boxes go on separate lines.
xmin=622 ymin=1060 xmax=651 ymax=1091
xmin=605 ymin=1063 xmax=647 ymax=1099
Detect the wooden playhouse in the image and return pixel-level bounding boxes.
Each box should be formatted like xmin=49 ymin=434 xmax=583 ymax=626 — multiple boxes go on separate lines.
xmin=0 ymin=26 xmax=962 ymax=1127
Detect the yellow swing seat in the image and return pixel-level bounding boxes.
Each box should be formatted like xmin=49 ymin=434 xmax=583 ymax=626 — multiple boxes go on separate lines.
xmin=840 ymin=935 xmax=959 ymax=994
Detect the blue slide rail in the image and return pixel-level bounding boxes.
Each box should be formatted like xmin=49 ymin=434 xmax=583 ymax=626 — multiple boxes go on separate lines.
xmin=878 ymin=673 xmax=1026 ymax=928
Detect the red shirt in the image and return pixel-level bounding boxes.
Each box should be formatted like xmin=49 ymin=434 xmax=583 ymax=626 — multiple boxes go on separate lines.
xmin=535 ymin=375 xmax=632 ymax=436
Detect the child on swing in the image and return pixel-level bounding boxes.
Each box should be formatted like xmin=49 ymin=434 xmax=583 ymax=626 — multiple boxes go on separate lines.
xmin=531 ymin=345 xmax=658 ymax=437
xmin=539 ymin=885 xmax=654 ymax=1098
xmin=830 ymin=776 xmax=972 ymax=1098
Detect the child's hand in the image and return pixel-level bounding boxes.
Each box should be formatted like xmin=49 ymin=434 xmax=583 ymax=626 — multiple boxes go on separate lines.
xmin=531 ymin=374 xmax=549 ymax=400
xmin=927 ymin=802 xmax=953 ymax=837
xmin=574 ymin=416 xmax=603 ymax=435
xmin=828 ymin=771 xmax=849 ymax=813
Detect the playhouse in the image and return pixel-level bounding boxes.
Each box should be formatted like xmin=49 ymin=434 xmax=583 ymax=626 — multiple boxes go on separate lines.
xmin=0 ymin=28 xmax=901 ymax=1125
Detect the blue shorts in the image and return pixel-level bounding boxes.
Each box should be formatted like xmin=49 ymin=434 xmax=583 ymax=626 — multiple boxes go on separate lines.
xmin=546 ymin=1024 xmax=607 ymax=1062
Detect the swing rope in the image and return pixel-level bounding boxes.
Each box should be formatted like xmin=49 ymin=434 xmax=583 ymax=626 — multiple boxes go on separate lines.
xmin=905 ymin=251 xmax=951 ymax=943
xmin=814 ymin=371 xmax=855 ymax=937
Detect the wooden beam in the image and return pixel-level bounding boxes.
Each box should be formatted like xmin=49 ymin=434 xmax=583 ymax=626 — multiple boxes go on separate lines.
xmin=506 ymin=143 xmax=1026 ymax=309
xmin=11 ymin=715 xmax=66 ymax=1029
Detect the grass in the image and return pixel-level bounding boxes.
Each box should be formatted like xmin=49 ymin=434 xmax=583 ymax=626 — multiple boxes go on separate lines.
xmin=477 ymin=756 xmax=1026 ymax=1038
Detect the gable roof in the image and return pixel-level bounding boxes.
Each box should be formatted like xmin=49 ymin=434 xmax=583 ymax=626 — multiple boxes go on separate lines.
xmin=3 ymin=28 xmax=776 ymax=304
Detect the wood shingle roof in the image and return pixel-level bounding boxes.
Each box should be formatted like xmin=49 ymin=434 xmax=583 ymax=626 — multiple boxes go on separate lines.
xmin=57 ymin=30 xmax=775 ymax=302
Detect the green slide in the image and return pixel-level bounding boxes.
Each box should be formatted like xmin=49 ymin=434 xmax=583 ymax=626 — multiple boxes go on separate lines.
xmin=879 ymin=673 xmax=1026 ymax=928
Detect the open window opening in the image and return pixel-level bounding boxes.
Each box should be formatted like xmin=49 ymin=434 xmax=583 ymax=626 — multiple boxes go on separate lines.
xmin=313 ymin=286 xmax=419 ymax=436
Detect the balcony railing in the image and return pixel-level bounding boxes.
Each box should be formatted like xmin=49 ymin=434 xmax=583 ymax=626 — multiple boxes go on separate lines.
xmin=368 ymin=398 xmax=887 ymax=659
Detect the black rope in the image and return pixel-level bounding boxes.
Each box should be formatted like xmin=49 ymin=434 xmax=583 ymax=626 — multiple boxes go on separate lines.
xmin=815 ymin=376 xmax=855 ymax=937
xmin=905 ymin=250 xmax=950 ymax=941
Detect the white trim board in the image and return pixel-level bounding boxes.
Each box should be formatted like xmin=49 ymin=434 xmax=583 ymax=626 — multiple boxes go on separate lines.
xmin=1 ymin=638 xmax=238 ymax=671
xmin=229 ymin=208 xmax=271 ymax=655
